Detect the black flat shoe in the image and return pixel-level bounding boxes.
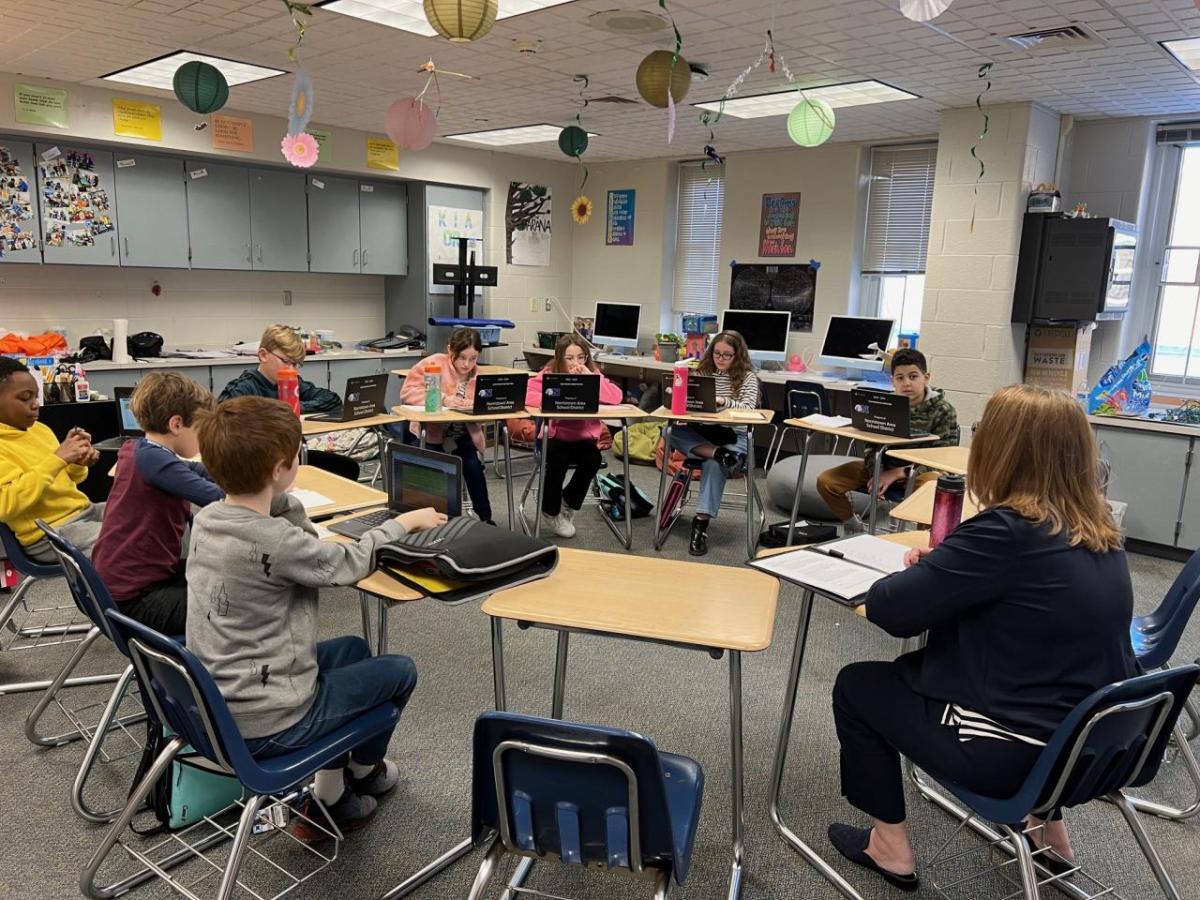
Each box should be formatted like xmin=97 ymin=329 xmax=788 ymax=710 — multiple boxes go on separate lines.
xmin=827 ymin=823 xmax=919 ymax=892
xmin=688 ymin=517 xmax=709 ymax=557
xmin=712 ymin=446 xmax=745 ymax=477
xmin=1020 ymin=831 xmax=1076 ymax=877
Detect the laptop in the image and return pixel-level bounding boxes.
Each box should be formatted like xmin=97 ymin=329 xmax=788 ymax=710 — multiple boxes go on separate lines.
xmin=307 ymin=374 xmax=387 ymax=423
xmin=540 ymin=373 xmax=600 ymax=414
xmin=472 ymin=373 xmax=529 ymax=415
xmin=93 ymin=386 xmax=144 ymax=451
xmin=849 ymin=387 xmax=929 ymax=439
xmin=659 ymin=373 xmax=718 ymax=413
xmin=328 ymin=441 xmax=463 ymax=539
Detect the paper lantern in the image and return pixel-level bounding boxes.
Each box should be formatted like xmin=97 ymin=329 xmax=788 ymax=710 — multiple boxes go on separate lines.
xmin=787 ymin=97 xmax=835 ymax=147
xmin=173 ymin=61 xmax=229 ymax=115
xmin=635 ymin=50 xmax=691 ymax=108
xmin=558 ymin=125 xmax=588 ymax=158
xmin=900 ymin=0 xmax=955 ymax=22
xmin=423 ymin=0 xmax=497 ymax=42
xmin=385 ymin=98 xmax=437 ymax=151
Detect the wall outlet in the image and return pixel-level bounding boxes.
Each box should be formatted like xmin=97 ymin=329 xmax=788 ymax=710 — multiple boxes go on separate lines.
xmin=528 ymin=297 xmax=538 ymax=312
xmin=544 ymin=298 xmax=552 ymax=312
xmin=283 ymin=290 xmax=293 ymax=306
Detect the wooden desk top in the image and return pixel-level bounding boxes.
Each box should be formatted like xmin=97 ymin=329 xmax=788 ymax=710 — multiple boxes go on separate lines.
xmin=782 ymin=417 xmax=939 ymax=447
xmin=481 ymin=548 xmax=779 ymax=652
xmin=293 ymin=466 xmax=388 ymax=519
xmin=889 ymin=481 xmax=981 ymax=526
xmin=887 ymin=445 xmax=970 ymax=475
xmin=321 ymin=511 xmax=424 ymax=603
xmin=649 ymin=405 xmax=774 ymax=425
xmin=391 ymin=405 xmax=532 ymax=424
xmin=301 ymin=412 xmax=403 ymax=436
xmin=525 ymin=404 xmax=650 ymax=421
xmin=390 ymin=365 xmax=524 ymax=378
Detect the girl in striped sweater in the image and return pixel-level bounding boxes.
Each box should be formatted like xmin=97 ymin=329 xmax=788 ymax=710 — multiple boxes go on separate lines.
xmin=668 ymin=330 xmax=760 ymax=556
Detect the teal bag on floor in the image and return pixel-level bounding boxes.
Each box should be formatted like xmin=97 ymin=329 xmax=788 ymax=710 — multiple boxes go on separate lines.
xmin=132 ymin=722 xmax=246 ymax=833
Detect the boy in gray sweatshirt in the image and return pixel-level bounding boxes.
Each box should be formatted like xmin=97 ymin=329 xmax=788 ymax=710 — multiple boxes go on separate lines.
xmin=186 ymin=396 xmax=446 ymax=841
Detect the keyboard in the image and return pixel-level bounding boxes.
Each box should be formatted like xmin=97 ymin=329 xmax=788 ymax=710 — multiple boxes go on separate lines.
xmin=328 ymin=508 xmax=394 ymax=539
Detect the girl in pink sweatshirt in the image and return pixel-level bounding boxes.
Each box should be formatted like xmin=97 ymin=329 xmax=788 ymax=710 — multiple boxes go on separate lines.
xmin=526 ymin=335 xmax=622 ymax=537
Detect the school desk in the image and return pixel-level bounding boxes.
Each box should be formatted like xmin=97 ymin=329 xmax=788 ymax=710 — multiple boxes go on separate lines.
xmin=291 ymin=465 xmax=387 ymax=520
xmin=300 ymin=411 xmax=404 ymax=471
xmin=888 ymin=479 xmax=981 ymax=527
xmin=887 ymin=444 xmax=970 ymax=476
xmin=389 ymin=364 xmax=524 ymax=378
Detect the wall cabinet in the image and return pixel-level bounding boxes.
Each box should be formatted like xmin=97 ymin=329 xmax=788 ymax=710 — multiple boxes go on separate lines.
xmin=114 ymin=153 xmax=189 ymax=268
xmin=1100 ymin=426 xmax=1188 ymax=547
xmin=185 ymin=161 xmax=252 ymax=270
xmin=0 ymin=139 xmax=42 ymax=264
xmin=308 ymin=177 xmax=408 ymax=275
xmin=359 ymin=182 xmax=407 ymax=275
xmin=249 ymin=168 xmax=308 ymax=272
xmin=37 ymin=144 xmax=119 ymax=267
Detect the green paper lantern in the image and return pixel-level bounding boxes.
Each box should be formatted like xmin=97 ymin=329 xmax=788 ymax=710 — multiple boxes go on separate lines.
xmin=558 ymin=125 xmax=588 ymax=158
xmin=635 ymin=50 xmax=691 ymax=109
xmin=173 ymin=61 xmax=229 ymax=115
xmin=787 ymin=96 xmax=835 ymax=147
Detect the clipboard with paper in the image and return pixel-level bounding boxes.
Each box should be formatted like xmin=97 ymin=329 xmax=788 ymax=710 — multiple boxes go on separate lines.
xmin=748 ymin=534 xmax=909 ymax=606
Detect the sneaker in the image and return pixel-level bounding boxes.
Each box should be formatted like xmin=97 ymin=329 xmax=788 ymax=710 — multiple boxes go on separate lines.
xmin=561 ymin=506 xmax=576 ymax=524
xmin=842 ymin=515 xmax=866 ymax=535
xmin=541 ymin=513 xmax=576 ymax=538
xmin=290 ymin=789 xmax=377 ymax=844
xmin=348 ymin=759 xmax=399 ymax=797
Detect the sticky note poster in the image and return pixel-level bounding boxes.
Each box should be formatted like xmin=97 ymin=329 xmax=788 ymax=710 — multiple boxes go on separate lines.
xmin=39 ymin=149 xmax=114 ymax=249
xmin=0 ymin=146 xmax=36 ymax=258
xmin=366 ymin=137 xmax=399 ymax=171
xmin=112 ymin=98 xmax=162 ymax=141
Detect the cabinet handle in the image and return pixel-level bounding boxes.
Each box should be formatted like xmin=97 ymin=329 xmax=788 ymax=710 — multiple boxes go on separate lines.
xmin=110 ymin=236 xmax=116 ymax=257
xmin=362 ymin=249 xmax=369 ymax=268
xmin=245 ymin=242 xmax=252 ymax=263
xmin=353 ymin=248 xmax=359 ymax=267
xmin=257 ymin=244 xmax=263 ymax=263
xmin=124 ymin=237 xmax=130 ymax=258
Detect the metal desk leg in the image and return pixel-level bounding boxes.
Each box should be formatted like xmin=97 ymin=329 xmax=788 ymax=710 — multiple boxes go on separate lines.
xmin=786 ymin=431 xmax=814 ymax=546
xmin=551 ymin=632 xmax=569 ymax=718
xmin=379 ymin=838 xmax=475 ymax=900
xmin=745 ymin=427 xmax=758 ymax=559
xmin=622 ymin=420 xmax=633 ymax=549
xmin=503 ymin=422 xmax=516 ymax=529
xmin=868 ymin=449 xmax=883 ymax=535
xmin=653 ymin=422 xmax=674 ymax=551
xmin=491 ymin=616 xmax=507 ymax=711
xmin=418 ymin=424 xmax=427 ymax=451
xmin=377 ymin=596 xmax=389 ymax=655
xmin=728 ymin=649 xmax=746 ymax=900
xmin=533 ymin=424 xmax=550 ymax=538
xmin=768 ymin=591 xmax=867 ymax=900
xmin=359 ymin=591 xmax=374 ymax=654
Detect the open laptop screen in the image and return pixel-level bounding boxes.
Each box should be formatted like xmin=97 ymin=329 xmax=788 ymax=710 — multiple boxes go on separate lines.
xmin=389 ymin=444 xmax=463 ymax=517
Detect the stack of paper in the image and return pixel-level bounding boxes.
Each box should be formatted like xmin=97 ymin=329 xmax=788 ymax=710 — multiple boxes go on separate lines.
xmin=802 ymin=413 xmax=853 ymax=428
xmin=290 ymin=489 xmax=333 ymax=511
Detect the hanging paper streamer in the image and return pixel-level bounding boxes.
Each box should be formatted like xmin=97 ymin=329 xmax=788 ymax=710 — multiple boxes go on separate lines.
xmin=659 ymin=0 xmax=683 ymax=144
xmin=968 ymin=62 xmax=993 ymax=233
xmin=900 ymin=0 xmax=956 ymax=22
xmin=560 ymin=74 xmax=590 ymax=192
xmin=280 ymin=1 xmax=313 ymax=63
xmin=288 ymin=69 xmax=314 ymax=135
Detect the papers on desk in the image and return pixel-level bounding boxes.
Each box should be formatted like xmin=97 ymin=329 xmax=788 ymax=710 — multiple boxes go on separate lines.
xmin=729 ymin=409 xmax=768 ymax=421
xmin=398 ymin=404 xmax=426 ymax=412
xmin=801 ymin=413 xmax=852 ymax=428
xmin=749 ymin=535 xmax=907 ymax=605
xmin=290 ymin=489 xmax=334 ymax=511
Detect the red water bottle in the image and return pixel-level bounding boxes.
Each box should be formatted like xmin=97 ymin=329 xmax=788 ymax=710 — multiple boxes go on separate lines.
xmin=929 ymin=473 xmax=965 ymax=548
xmin=671 ymin=361 xmax=689 ymax=415
xmin=276 ymin=365 xmax=301 ymax=416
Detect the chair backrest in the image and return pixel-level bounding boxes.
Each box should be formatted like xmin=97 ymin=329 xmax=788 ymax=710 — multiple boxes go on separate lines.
xmin=471 ymin=711 xmax=687 ymax=881
xmin=1132 ymin=546 xmax=1200 ymax=668
xmin=784 ymin=380 xmax=830 ymax=418
xmin=1020 ymin=665 xmax=1200 ymax=816
xmin=0 ymin=521 xmax=60 ymax=579
xmin=35 ymin=520 xmax=125 ymax=652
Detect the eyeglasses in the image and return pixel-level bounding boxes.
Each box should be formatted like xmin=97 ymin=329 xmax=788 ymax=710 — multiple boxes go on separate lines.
xmin=712 ymin=350 xmax=736 ymax=360
xmin=269 ymin=349 xmax=303 ymax=369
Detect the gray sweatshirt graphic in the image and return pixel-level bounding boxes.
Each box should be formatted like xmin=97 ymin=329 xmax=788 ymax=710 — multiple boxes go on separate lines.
xmin=185 ymin=494 xmax=407 ymax=739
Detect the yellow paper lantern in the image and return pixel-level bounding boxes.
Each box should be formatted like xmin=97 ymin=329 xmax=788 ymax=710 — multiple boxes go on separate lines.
xmin=423 ymin=0 xmax=497 ymax=42
xmin=636 ymin=50 xmax=691 ymax=109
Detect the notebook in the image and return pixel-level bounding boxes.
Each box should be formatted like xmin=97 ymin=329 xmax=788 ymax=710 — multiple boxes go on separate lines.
xmin=749 ymin=534 xmax=910 ymax=606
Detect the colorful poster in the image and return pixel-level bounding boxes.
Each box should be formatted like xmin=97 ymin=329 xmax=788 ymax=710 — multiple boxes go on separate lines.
xmin=505 ymin=182 xmax=551 ymax=267
xmin=15 ymin=84 xmax=68 ymax=129
xmin=428 ymin=204 xmax=483 ymax=294
xmin=605 ymin=189 xmax=635 ymax=246
xmin=758 ymin=192 xmax=801 ymax=258
xmin=366 ymin=136 xmax=399 ymax=171
xmin=39 ymin=148 xmax=114 ymax=250
xmin=0 ymin=145 xmax=37 ymax=258
xmin=112 ymin=98 xmax=162 ymax=141
xmin=211 ymin=114 xmax=253 ymax=152
xmin=309 ymin=128 xmax=331 ymax=164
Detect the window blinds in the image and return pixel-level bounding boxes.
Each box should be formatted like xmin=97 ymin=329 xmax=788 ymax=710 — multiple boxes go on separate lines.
xmin=862 ymin=145 xmax=937 ymax=275
xmin=672 ymin=162 xmax=725 ymax=314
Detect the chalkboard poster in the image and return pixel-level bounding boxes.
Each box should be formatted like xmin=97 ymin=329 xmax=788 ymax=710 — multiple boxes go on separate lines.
xmin=730 ymin=263 xmax=816 ymax=332
xmin=758 ymin=192 xmax=800 ymax=257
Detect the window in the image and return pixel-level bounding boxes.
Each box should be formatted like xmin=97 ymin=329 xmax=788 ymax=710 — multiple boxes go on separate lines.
xmin=860 ymin=144 xmax=937 ymax=335
xmin=1150 ymin=142 xmax=1200 ymax=381
xmin=672 ymin=161 xmax=724 ymax=315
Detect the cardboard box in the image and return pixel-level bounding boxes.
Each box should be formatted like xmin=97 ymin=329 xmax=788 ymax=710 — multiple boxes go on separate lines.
xmin=1024 ymin=324 xmax=1093 ymax=395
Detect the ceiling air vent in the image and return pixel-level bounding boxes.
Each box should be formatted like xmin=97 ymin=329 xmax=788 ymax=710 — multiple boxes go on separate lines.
xmin=1003 ymin=23 xmax=1103 ymax=53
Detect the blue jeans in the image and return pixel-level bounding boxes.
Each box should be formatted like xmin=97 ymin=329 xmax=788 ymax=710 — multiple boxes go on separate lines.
xmin=244 ymin=636 xmax=417 ymax=769
xmin=669 ymin=427 xmax=748 ymax=518
xmin=452 ymin=432 xmax=492 ymax=522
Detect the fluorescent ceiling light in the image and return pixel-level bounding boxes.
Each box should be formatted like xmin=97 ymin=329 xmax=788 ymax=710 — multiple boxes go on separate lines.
xmin=1162 ymin=37 xmax=1200 ymax=71
xmin=318 ymin=0 xmax=577 ymax=36
xmin=445 ymin=124 xmax=598 ymax=146
xmin=694 ymin=80 xmax=918 ymax=118
xmin=102 ymin=51 xmax=284 ymax=88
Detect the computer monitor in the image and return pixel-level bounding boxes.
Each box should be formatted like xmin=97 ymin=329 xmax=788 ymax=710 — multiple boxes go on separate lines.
xmin=720 ymin=309 xmax=791 ymax=364
xmin=593 ymin=301 xmax=641 ymax=351
xmin=819 ymin=315 xmax=896 ymax=373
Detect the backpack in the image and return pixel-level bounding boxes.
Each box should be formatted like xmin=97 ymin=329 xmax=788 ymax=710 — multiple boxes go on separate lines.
xmin=611 ymin=421 xmax=663 ymax=463
xmin=594 ymin=472 xmax=655 ymax=521
xmin=129 ymin=721 xmax=245 ymax=834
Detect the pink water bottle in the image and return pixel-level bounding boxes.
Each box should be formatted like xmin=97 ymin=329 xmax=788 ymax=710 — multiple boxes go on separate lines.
xmin=276 ymin=365 xmax=301 ymax=416
xmin=671 ymin=361 xmax=689 ymax=415
xmin=929 ymin=473 xmax=965 ymax=548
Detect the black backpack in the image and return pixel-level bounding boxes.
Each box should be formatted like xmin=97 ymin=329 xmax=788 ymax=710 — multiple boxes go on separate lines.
xmin=595 ymin=472 xmax=654 ymax=521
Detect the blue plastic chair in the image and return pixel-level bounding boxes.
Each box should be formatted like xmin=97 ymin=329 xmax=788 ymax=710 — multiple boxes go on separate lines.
xmin=927 ymin=666 xmax=1199 ymax=900
xmin=766 ymin=379 xmax=833 ymax=469
xmin=82 ymin=610 xmax=400 ymax=900
xmin=467 ymin=711 xmax=704 ymax=900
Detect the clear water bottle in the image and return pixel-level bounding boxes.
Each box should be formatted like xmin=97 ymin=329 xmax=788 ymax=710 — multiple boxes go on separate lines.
xmin=930 ymin=473 xmax=965 ymax=548
xmin=424 ymin=363 xmax=442 ymax=413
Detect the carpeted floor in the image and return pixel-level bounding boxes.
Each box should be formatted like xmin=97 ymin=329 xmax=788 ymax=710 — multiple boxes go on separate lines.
xmin=1 ymin=457 xmax=1198 ymax=900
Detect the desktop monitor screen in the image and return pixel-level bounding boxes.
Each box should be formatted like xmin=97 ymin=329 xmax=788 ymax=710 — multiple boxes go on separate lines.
xmin=720 ymin=309 xmax=791 ymax=363
xmin=593 ymin=302 xmax=641 ymax=350
xmin=819 ymin=316 xmax=896 ymax=372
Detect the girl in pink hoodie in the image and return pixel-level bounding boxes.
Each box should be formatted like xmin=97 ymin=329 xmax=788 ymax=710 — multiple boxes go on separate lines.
xmin=526 ymin=335 xmax=622 ymax=538
xmin=401 ymin=328 xmax=493 ymax=523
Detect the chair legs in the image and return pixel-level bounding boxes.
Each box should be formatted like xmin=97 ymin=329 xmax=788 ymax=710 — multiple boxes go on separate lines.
xmin=466 ymin=836 xmax=505 ymax=900
xmin=1109 ymin=791 xmax=1184 ymax=900
xmin=72 ymin=664 xmax=141 ymax=824
xmin=651 ymin=867 xmax=671 ymax=899
xmin=25 ymin=626 xmax=103 ymax=747
xmin=1000 ymin=823 xmax=1042 ymax=900
xmin=1123 ymin=722 xmax=1200 ymax=820
xmin=215 ymin=794 xmax=268 ymax=900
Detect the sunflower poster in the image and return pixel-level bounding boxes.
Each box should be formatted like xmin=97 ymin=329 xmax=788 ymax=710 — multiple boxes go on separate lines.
xmin=505 ymin=181 xmax=551 ymax=267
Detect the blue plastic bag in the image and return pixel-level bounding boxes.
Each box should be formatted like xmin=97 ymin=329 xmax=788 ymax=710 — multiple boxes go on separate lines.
xmin=1088 ymin=340 xmax=1152 ymax=416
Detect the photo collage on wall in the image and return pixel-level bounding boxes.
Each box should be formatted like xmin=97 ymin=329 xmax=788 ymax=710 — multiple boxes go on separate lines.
xmin=0 ymin=146 xmax=36 ymax=258
xmin=39 ymin=149 xmax=113 ymax=249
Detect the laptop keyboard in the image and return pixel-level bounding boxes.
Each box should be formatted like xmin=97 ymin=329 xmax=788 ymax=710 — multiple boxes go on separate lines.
xmin=343 ymin=508 xmax=394 ymax=531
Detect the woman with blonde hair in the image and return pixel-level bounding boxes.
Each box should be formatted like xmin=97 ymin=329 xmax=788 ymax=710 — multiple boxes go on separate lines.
xmin=827 ymin=384 xmax=1136 ymax=892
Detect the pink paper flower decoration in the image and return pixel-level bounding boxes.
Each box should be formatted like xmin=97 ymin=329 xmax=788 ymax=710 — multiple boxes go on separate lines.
xmin=281 ymin=131 xmax=319 ymax=168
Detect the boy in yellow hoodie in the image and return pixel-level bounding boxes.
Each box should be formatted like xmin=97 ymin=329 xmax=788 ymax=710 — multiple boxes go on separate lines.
xmin=0 ymin=358 xmax=103 ymax=562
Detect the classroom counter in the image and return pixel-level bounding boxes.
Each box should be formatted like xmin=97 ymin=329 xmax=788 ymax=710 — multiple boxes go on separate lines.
xmin=1086 ymin=414 xmax=1200 ymax=439
xmin=87 ymin=347 xmax=424 ymax=372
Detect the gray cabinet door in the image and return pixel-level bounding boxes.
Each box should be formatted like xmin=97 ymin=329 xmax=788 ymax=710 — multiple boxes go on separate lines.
xmin=114 ymin=154 xmax=189 ymax=268
xmin=37 ymin=144 xmax=119 ymax=266
xmin=1098 ymin=426 xmax=1189 ymax=546
xmin=185 ymin=161 xmax=251 ymax=270
xmin=249 ymin=168 xmax=308 ymax=272
xmin=0 ymin=138 xmax=42 ymax=264
xmin=359 ymin=182 xmax=407 ymax=275
xmin=306 ymin=175 xmax=360 ymax=273
xmin=327 ymin=358 xmax=386 ymax=393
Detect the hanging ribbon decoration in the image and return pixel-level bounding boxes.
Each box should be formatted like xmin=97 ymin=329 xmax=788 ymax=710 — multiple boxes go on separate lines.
xmin=659 ymin=0 xmax=683 ymax=144
xmin=415 ymin=59 xmax=445 ymax=114
xmin=574 ymin=74 xmax=590 ymax=192
xmin=280 ymin=1 xmax=313 ymax=63
xmin=968 ymin=62 xmax=993 ymax=232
